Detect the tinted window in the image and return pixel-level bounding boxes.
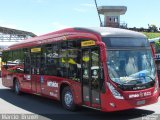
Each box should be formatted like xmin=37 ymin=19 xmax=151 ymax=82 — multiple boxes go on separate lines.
xmin=68 ymin=48 xmax=81 ymax=82
xmin=59 ymin=47 xmax=68 ymax=77
xmin=41 ymin=40 xmax=81 ymax=81
xmin=102 ymin=37 xmax=149 ymax=48
xmin=2 ymin=51 xmax=12 ymax=67
xmin=2 ymin=49 xmax=24 ymax=73
xmin=42 ymin=43 xmax=60 ymax=76
xmin=24 ymin=48 xmax=31 ymax=74
xmin=12 ymin=50 xmax=24 ymax=65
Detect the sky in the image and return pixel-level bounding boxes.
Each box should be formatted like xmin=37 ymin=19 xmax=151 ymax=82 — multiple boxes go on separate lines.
xmin=0 ymin=0 xmax=159 ymax=35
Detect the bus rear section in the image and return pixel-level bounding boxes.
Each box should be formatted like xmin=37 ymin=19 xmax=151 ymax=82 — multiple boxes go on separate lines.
xmin=1 ymin=27 xmax=159 ymax=112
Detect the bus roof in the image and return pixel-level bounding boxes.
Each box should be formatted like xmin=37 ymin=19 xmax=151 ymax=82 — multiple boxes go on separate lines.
xmin=5 ymin=27 xmax=146 ymax=50
xmin=75 ymin=27 xmax=146 ymax=38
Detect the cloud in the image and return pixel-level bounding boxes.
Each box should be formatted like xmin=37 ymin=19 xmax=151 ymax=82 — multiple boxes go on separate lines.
xmin=51 ymin=22 xmax=70 ymax=30
xmin=73 ymin=3 xmax=95 ymax=13
xmin=21 ymin=0 xmax=47 ymax=3
xmin=32 ymin=0 xmax=46 ymax=3
xmin=73 ymin=8 xmax=86 ymax=13
xmin=81 ymin=3 xmax=95 ymax=7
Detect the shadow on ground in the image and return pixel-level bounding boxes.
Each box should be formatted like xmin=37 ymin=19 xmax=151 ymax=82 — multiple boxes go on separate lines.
xmin=0 ymin=88 xmax=155 ymax=120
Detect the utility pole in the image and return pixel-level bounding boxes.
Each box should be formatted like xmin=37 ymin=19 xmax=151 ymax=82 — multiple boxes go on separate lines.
xmin=94 ymin=0 xmax=103 ymax=27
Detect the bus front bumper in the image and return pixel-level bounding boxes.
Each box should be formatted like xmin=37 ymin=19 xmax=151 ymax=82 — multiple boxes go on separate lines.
xmin=101 ymin=92 xmax=159 ymax=112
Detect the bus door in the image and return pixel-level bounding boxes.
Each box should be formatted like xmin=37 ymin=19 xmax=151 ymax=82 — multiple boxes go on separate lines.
xmin=81 ymin=47 xmax=101 ymax=108
xmin=31 ymin=52 xmax=41 ymax=94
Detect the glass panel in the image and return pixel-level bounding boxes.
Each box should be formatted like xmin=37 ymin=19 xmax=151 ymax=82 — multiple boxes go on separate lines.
xmin=82 ymin=50 xmax=90 ymax=102
xmin=68 ymin=41 xmax=77 ymax=48
xmin=36 ymin=54 xmax=41 ymax=75
xmin=24 ymin=49 xmax=31 ymax=74
xmin=46 ymin=47 xmax=53 ymax=65
xmin=91 ymin=49 xmax=100 ymax=104
xmin=31 ymin=54 xmax=37 ymax=74
xmin=2 ymin=51 xmax=12 ymax=71
xmin=107 ymin=50 xmax=155 ymax=85
xmin=102 ymin=37 xmax=149 ymax=47
xmin=68 ymin=49 xmax=80 ymax=82
xmin=42 ymin=43 xmax=60 ymax=76
xmin=59 ymin=49 xmax=68 ymax=77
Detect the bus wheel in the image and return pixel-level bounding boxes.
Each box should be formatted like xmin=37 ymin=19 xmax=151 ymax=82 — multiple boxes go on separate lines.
xmin=62 ymin=86 xmax=76 ymax=111
xmin=14 ymin=80 xmax=21 ymax=95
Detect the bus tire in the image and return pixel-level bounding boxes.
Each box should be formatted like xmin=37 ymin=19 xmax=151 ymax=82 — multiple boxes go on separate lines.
xmin=62 ymin=86 xmax=76 ymax=111
xmin=14 ymin=80 xmax=21 ymax=95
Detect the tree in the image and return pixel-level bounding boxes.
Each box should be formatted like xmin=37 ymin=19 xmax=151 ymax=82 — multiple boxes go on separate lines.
xmin=148 ymin=24 xmax=158 ymax=32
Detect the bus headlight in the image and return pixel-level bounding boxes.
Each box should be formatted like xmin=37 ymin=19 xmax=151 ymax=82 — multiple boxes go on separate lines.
xmin=106 ymin=82 xmax=124 ymax=99
xmin=154 ymin=79 xmax=159 ymax=94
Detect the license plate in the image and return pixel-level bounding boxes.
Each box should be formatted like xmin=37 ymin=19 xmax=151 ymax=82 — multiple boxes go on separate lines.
xmin=136 ymin=100 xmax=145 ymax=105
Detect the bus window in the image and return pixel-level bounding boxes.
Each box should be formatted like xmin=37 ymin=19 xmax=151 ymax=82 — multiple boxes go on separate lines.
xmin=31 ymin=52 xmax=38 ymax=74
xmin=68 ymin=40 xmax=77 ymax=48
xmin=24 ymin=48 xmax=31 ymax=74
xmin=46 ymin=47 xmax=53 ymax=65
xmin=42 ymin=43 xmax=60 ymax=76
xmin=12 ymin=50 xmax=24 ymax=65
xmin=59 ymin=48 xmax=68 ymax=77
xmin=91 ymin=48 xmax=100 ymax=104
xmin=2 ymin=51 xmax=13 ymax=68
xmin=68 ymin=49 xmax=81 ymax=82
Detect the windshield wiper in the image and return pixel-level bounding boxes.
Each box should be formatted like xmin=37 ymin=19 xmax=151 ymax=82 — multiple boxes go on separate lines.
xmin=146 ymin=76 xmax=155 ymax=81
xmin=118 ymin=76 xmax=155 ymax=91
xmin=123 ymin=78 xmax=141 ymax=85
xmin=146 ymin=76 xmax=155 ymax=85
xmin=118 ymin=82 xmax=137 ymax=90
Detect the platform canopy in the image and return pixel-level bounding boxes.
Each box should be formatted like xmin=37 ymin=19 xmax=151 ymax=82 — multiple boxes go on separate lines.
xmin=0 ymin=26 xmax=36 ymax=55
xmin=0 ymin=26 xmax=36 ymax=42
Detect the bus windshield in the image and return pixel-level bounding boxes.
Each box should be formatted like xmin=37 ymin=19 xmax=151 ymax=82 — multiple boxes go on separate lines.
xmin=102 ymin=37 xmax=156 ymax=85
xmin=107 ymin=50 xmax=155 ymax=85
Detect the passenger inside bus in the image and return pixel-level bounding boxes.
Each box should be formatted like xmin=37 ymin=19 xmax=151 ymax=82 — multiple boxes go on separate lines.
xmin=125 ymin=56 xmax=138 ymax=76
xmin=119 ymin=60 xmax=126 ymax=76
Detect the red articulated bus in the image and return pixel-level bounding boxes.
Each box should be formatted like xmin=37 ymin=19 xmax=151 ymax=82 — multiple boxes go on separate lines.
xmin=1 ymin=27 xmax=159 ymax=112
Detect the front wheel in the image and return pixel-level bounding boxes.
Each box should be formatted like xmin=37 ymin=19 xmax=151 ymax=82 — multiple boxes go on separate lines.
xmin=62 ymin=86 xmax=76 ymax=111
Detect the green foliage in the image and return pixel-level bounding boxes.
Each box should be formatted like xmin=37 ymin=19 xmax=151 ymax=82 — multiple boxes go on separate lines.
xmin=148 ymin=24 xmax=158 ymax=32
xmin=143 ymin=32 xmax=160 ymax=39
xmin=155 ymin=41 xmax=160 ymax=50
xmin=155 ymin=41 xmax=160 ymax=47
xmin=155 ymin=41 xmax=160 ymax=51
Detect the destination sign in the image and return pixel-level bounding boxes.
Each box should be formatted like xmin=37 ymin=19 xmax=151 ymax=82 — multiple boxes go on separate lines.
xmin=81 ymin=40 xmax=95 ymax=47
xmin=31 ymin=48 xmax=41 ymax=53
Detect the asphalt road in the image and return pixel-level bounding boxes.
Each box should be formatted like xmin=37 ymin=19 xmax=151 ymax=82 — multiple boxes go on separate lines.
xmin=0 ymin=78 xmax=160 ymax=120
